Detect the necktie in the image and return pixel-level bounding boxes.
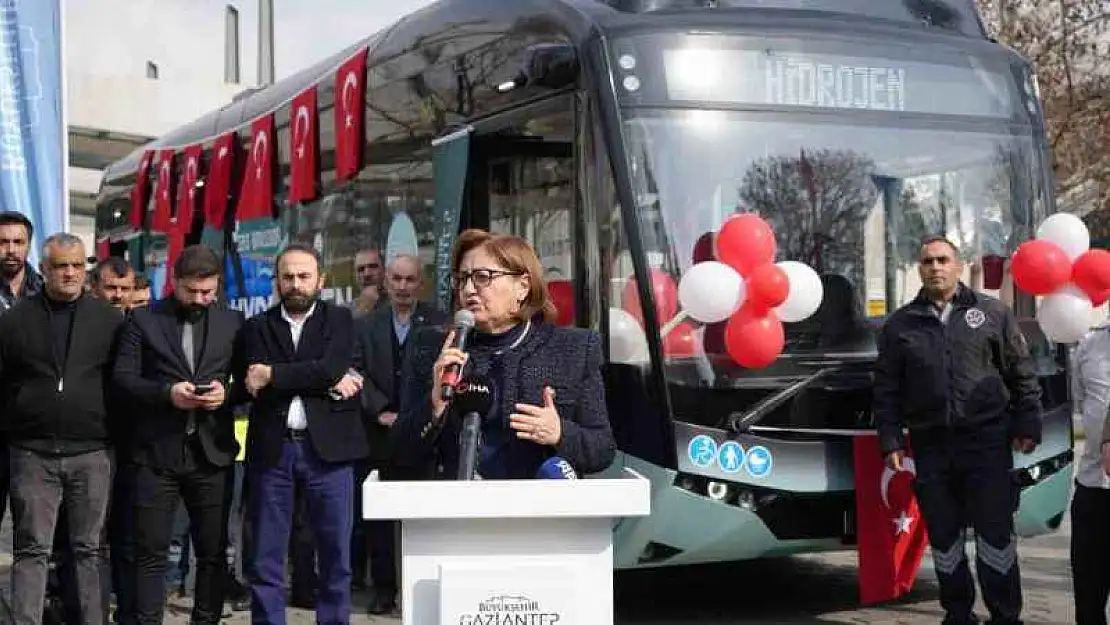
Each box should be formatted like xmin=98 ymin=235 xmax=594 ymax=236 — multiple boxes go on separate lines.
xmin=183 ymin=321 xmax=196 ymax=434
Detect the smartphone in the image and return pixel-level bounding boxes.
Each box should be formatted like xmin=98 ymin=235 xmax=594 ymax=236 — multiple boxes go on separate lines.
xmin=194 ymin=383 xmax=215 ymax=395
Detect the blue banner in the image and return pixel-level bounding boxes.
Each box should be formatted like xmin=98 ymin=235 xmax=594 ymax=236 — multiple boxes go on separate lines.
xmin=0 ymin=0 xmax=65 ymax=266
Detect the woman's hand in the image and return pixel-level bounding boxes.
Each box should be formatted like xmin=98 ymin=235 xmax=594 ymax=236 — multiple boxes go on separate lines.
xmin=510 ymin=386 xmax=562 ymax=446
xmin=431 ymin=330 xmax=468 ymax=420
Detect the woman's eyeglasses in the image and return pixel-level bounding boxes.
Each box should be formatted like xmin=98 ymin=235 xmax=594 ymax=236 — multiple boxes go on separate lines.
xmin=452 ymin=268 xmax=522 ymax=290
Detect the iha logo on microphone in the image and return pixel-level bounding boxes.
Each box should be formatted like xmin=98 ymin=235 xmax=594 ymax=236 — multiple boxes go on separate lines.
xmin=457 ymin=381 xmax=490 ymax=395
xmin=458 ymin=594 xmax=561 ymax=625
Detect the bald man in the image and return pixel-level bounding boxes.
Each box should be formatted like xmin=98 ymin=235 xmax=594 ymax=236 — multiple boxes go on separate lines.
xmin=352 ymin=254 xmax=445 ymax=614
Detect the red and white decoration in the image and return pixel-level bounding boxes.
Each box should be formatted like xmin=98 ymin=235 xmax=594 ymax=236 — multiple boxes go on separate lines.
xmin=288 ymin=87 xmax=319 ymax=203
xmin=174 ymin=144 xmax=203 ymax=237
xmin=151 ymin=149 xmax=176 ymax=233
xmin=610 ymin=213 xmax=824 ymax=368
xmin=203 ymin=132 xmax=237 ymax=230
xmin=334 ymin=48 xmax=367 ymax=183
xmin=129 ymin=149 xmax=155 ymax=230
xmin=237 ymin=114 xmax=276 ymax=222
xmin=853 ymin=433 xmax=929 ymax=606
xmin=1010 ymin=213 xmax=1110 ymax=343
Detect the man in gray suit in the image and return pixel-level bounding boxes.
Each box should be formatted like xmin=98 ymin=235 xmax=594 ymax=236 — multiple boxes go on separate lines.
xmin=353 ymin=254 xmax=445 ymax=614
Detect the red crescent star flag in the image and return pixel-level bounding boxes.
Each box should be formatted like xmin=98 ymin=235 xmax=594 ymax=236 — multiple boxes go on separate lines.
xmin=151 ymin=149 xmax=176 ymax=233
xmin=203 ymin=132 xmax=237 ymax=229
xmin=334 ymin=48 xmax=367 ymax=182
xmin=288 ymin=86 xmax=319 ymax=204
xmin=174 ymin=144 xmax=203 ymax=238
xmin=853 ymin=433 xmax=929 ymax=606
xmin=129 ymin=149 xmax=155 ymax=229
xmin=238 ymin=114 xmax=276 ymax=221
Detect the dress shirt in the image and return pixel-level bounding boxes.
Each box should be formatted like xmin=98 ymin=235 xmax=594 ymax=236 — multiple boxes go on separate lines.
xmin=1076 ymin=326 xmax=1110 ymax=489
xmin=280 ymin=302 xmax=317 ymax=431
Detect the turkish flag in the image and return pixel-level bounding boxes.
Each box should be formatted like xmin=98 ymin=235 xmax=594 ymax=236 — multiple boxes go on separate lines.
xmin=238 ymin=114 xmax=276 ymax=222
xmin=334 ymin=48 xmax=367 ymax=182
xmin=151 ymin=149 xmax=176 ymax=233
xmin=163 ymin=228 xmax=186 ymax=298
xmin=853 ymin=433 xmax=929 ymax=606
xmin=129 ymin=150 xmax=155 ymax=229
xmin=174 ymin=144 xmax=204 ymax=238
xmin=288 ymin=86 xmax=319 ymax=203
xmin=203 ymin=132 xmax=237 ymax=229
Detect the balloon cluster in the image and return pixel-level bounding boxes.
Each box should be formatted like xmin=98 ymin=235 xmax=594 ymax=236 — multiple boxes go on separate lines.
xmin=1011 ymin=213 xmax=1110 ymax=344
xmin=610 ymin=214 xmax=824 ymax=369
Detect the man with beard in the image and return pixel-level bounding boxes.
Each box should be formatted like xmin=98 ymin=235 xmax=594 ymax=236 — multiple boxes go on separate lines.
xmin=0 ymin=233 xmax=123 ymax=625
xmin=112 ymin=244 xmax=245 ymax=625
xmin=240 ymin=243 xmax=367 ymax=625
xmin=0 ymin=211 xmax=44 ymax=521
xmin=89 ymin=257 xmax=136 ymax=310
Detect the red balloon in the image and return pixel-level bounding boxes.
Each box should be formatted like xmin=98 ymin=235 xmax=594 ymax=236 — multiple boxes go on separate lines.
xmin=1010 ymin=239 xmax=1071 ymax=295
xmin=745 ymin=263 xmax=790 ymax=312
xmin=724 ymin=306 xmax=785 ymax=369
xmin=547 ymin=280 xmax=575 ymax=327
xmin=1072 ymin=249 xmax=1110 ymax=302
xmin=623 ymin=269 xmax=678 ymax=327
xmin=663 ymin=321 xmax=699 ymax=357
xmin=716 ymin=214 xmax=776 ymax=277
xmin=1094 ymin=289 xmax=1110 ymax=307
xmin=692 ymin=232 xmax=716 ymax=264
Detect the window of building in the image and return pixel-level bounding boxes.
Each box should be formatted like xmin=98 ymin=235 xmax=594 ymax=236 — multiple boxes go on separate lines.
xmin=225 ymin=6 xmax=240 ymax=84
xmin=146 ymin=61 xmax=158 ymax=80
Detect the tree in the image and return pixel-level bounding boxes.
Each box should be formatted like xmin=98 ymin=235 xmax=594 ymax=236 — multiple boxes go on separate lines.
xmin=738 ymin=149 xmax=880 ymax=286
xmin=974 ymin=0 xmax=1110 ymax=235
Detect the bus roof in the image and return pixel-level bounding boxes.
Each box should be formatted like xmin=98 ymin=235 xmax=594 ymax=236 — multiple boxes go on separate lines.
xmin=100 ymin=0 xmax=989 ymax=182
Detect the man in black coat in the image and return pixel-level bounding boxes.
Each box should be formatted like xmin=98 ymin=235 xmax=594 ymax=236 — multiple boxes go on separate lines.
xmin=0 ymin=233 xmax=123 ymax=625
xmin=353 ymin=253 xmax=445 ymax=614
xmin=112 ymin=244 xmax=245 ymax=625
xmin=239 ymin=243 xmax=368 ymax=625
xmin=873 ymin=236 xmax=1041 ymax=625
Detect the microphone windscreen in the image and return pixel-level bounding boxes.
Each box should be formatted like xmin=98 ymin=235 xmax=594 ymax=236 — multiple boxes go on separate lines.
xmin=536 ymin=456 xmax=578 ymax=480
xmin=453 ymin=374 xmax=494 ymax=416
xmin=453 ymin=309 xmax=476 ymax=330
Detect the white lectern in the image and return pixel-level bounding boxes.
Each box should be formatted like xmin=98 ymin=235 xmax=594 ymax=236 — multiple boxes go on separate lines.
xmin=362 ymin=468 xmax=651 ymax=625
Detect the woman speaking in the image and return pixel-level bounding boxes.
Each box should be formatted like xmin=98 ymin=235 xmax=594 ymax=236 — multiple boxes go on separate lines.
xmin=392 ymin=229 xmax=616 ymax=479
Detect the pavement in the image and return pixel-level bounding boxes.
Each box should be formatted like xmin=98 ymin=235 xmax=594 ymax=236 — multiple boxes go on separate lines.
xmin=0 ymin=455 xmax=1082 ymax=625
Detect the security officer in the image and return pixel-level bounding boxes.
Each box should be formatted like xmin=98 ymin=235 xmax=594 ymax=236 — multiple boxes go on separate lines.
xmin=873 ymin=235 xmax=1042 ymax=625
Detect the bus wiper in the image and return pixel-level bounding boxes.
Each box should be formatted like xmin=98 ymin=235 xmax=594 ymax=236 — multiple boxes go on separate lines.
xmin=727 ymin=367 xmax=839 ymax=435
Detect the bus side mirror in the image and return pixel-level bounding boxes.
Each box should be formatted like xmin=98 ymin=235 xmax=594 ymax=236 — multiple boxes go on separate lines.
xmin=499 ymin=43 xmax=578 ymax=92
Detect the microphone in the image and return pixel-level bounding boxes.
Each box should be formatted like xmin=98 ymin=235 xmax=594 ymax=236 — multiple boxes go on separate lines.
xmin=440 ymin=309 xmax=477 ymax=402
xmin=452 ymin=374 xmax=494 ymax=481
xmin=536 ymin=456 xmax=578 ymax=480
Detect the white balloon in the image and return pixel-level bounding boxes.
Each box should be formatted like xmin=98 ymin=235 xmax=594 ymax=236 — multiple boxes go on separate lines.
xmin=1037 ymin=284 xmax=1093 ymax=344
xmin=608 ymin=308 xmax=650 ymax=364
xmin=773 ymin=261 xmax=824 ymax=323
xmin=1036 ymin=213 xmax=1090 ymax=261
xmin=678 ymin=261 xmax=745 ymax=323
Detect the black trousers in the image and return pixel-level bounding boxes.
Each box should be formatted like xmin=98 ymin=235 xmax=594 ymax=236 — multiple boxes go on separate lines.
xmin=108 ymin=461 xmax=137 ymax=625
xmin=1072 ymin=483 xmax=1110 ymax=625
xmin=131 ymin=442 xmax=230 ymax=625
xmin=912 ymin=421 xmax=1022 ymax=625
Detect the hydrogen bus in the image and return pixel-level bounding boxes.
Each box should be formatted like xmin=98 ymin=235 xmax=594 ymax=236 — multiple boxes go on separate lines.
xmin=94 ymin=0 xmax=1074 ymax=570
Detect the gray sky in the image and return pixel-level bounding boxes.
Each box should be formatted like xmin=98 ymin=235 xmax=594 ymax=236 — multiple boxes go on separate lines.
xmin=273 ymin=1 xmax=435 ymax=80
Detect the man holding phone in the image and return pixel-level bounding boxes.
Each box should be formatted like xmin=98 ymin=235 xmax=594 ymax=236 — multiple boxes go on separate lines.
xmin=113 ymin=245 xmax=245 ymax=625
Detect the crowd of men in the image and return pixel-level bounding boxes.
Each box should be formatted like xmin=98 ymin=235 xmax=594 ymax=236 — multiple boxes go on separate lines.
xmin=0 ymin=210 xmax=423 ymax=624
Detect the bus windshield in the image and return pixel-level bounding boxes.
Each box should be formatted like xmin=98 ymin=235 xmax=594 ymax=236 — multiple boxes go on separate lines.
xmin=610 ymin=33 xmax=1049 ymax=390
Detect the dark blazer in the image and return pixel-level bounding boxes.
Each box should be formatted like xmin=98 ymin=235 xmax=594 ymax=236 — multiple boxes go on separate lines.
xmin=392 ymin=319 xmax=617 ymax=479
xmin=354 ymin=302 xmax=447 ymax=465
xmin=112 ymin=298 xmax=244 ymax=469
xmin=239 ymin=300 xmax=368 ymax=469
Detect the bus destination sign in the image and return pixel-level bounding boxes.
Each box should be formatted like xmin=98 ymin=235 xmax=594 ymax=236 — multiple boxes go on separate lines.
xmin=660 ymin=48 xmax=1015 ymax=119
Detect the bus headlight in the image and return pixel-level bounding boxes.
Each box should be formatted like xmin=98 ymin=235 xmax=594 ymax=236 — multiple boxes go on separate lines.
xmin=706 ymin=481 xmax=730 ymax=501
